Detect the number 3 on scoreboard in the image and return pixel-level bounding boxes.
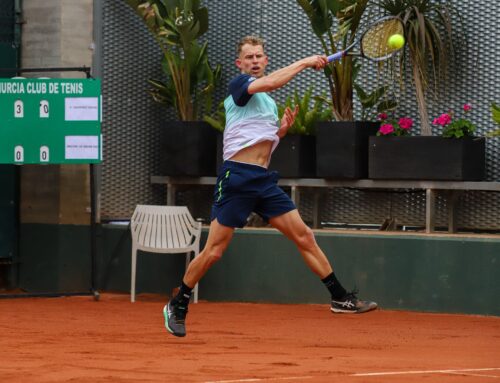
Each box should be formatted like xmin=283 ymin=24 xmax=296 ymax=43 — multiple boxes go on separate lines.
xmin=14 ymin=100 xmax=24 ymax=118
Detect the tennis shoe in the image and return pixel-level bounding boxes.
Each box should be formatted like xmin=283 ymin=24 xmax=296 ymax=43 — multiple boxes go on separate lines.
xmin=331 ymin=290 xmax=377 ymax=314
xmin=163 ymin=301 xmax=188 ymax=337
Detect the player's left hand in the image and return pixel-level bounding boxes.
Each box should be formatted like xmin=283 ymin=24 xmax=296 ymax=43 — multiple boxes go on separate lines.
xmin=278 ymin=106 xmax=299 ymax=138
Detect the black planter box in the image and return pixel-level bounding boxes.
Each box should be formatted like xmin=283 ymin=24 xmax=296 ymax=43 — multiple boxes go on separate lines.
xmin=316 ymin=121 xmax=380 ymax=178
xmin=269 ymin=134 xmax=316 ymax=178
xmin=368 ymin=136 xmax=486 ymax=180
xmin=161 ymin=121 xmax=218 ymax=176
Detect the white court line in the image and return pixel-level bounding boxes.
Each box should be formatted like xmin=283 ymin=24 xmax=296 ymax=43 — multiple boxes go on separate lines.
xmin=353 ymin=367 xmax=500 ymax=377
xmin=447 ymin=371 xmax=500 ymax=379
xmin=203 ymin=376 xmax=314 ymax=383
xmin=205 ymin=368 xmax=500 ymax=382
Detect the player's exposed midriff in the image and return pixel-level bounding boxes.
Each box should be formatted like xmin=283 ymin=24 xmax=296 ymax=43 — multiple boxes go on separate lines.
xmin=229 ymin=140 xmax=274 ymax=168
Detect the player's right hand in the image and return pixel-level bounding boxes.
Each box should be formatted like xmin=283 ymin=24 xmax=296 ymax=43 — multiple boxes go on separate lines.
xmin=304 ymin=55 xmax=328 ymax=70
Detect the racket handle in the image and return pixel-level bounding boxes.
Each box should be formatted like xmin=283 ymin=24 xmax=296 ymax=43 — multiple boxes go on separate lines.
xmin=327 ymin=51 xmax=345 ymax=62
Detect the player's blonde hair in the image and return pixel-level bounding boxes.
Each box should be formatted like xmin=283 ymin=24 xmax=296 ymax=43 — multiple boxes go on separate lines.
xmin=237 ymin=35 xmax=265 ymax=55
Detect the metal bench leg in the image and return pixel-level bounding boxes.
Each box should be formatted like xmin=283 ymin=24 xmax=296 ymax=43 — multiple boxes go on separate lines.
xmin=447 ymin=190 xmax=462 ymax=233
xmin=184 ymin=250 xmax=199 ymax=303
xmin=291 ymin=185 xmax=300 ymax=208
xmin=426 ymin=189 xmax=436 ymax=233
xmin=131 ymin=245 xmax=137 ymax=302
xmin=313 ymin=190 xmax=321 ymax=229
xmin=167 ymin=184 xmax=176 ymax=205
xmin=192 ymin=249 xmax=199 ymax=303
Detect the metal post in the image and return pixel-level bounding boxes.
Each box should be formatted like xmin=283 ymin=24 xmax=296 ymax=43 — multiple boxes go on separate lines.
xmin=426 ymin=189 xmax=436 ymax=233
xmin=167 ymin=182 xmax=176 ymax=205
xmin=89 ymin=164 xmax=100 ymax=300
xmin=447 ymin=190 xmax=461 ymax=234
xmin=312 ymin=190 xmax=321 ymax=229
xmin=291 ymin=185 xmax=300 ymax=207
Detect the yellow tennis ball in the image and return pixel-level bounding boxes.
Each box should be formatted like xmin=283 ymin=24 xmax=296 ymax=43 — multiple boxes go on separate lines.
xmin=387 ymin=34 xmax=405 ymax=49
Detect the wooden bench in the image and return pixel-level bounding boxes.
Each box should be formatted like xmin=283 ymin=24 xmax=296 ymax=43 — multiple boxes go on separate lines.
xmin=151 ymin=176 xmax=500 ymax=233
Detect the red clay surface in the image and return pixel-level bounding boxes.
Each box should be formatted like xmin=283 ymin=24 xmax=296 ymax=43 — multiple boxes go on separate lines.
xmin=1 ymin=293 xmax=499 ymax=383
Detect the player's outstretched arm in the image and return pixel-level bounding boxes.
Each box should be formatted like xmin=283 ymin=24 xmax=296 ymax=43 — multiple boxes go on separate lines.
xmin=248 ymin=55 xmax=327 ymax=94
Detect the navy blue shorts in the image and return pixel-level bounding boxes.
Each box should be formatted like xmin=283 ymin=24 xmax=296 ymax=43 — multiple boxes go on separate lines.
xmin=210 ymin=161 xmax=296 ymax=228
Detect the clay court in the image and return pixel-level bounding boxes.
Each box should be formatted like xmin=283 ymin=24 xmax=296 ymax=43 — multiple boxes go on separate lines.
xmin=1 ymin=294 xmax=499 ymax=383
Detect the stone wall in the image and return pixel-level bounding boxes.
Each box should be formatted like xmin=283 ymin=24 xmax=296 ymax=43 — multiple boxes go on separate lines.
xmin=20 ymin=0 xmax=94 ymax=225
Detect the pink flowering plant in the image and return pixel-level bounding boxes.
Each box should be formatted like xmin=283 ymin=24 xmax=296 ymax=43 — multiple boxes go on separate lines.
xmin=376 ymin=113 xmax=414 ymax=136
xmin=433 ymin=103 xmax=477 ymax=138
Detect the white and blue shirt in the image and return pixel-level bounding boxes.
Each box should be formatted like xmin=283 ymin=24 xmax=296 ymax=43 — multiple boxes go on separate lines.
xmin=223 ymin=74 xmax=280 ymax=162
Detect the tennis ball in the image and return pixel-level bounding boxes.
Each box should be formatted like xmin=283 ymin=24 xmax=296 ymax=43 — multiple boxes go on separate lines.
xmin=387 ymin=34 xmax=405 ymax=49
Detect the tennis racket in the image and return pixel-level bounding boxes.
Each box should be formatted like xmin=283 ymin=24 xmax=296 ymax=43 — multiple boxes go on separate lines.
xmin=327 ymin=16 xmax=405 ymax=63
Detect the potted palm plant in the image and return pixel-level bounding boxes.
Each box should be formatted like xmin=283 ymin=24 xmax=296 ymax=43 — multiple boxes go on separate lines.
xmin=126 ymin=0 xmax=222 ymax=176
xmin=203 ymin=101 xmax=225 ymax=172
xmin=272 ymin=87 xmax=333 ymax=178
xmin=367 ymin=2 xmax=487 ymax=181
xmin=377 ymin=0 xmax=461 ymax=136
xmin=296 ymin=0 xmax=383 ymax=178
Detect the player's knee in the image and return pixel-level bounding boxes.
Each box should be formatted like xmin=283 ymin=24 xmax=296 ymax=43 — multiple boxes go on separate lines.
xmin=206 ymin=247 xmax=224 ymax=265
xmin=296 ymin=227 xmax=316 ymax=249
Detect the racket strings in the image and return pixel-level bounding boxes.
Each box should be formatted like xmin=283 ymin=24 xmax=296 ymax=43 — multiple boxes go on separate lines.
xmin=361 ymin=19 xmax=404 ymax=60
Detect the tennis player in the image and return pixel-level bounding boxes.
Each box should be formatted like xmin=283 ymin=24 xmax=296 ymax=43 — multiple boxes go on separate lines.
xmin=164 ymin=36 xmax=377 ymax=337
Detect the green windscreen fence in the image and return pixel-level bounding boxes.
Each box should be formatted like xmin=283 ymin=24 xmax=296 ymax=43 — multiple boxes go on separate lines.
xmin=0 ymin=165 xmax=17 ymax=261
xmin=0 ymin=78 xmax=102 ymax=164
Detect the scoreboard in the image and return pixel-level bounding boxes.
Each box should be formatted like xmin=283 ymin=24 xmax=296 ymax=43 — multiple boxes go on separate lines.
xmin=0 ymin=78 xmax=102 ymax=164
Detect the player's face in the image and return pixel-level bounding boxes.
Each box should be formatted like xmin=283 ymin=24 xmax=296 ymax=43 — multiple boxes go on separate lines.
xmin=236 ymin=44 xmax=268 ymax=78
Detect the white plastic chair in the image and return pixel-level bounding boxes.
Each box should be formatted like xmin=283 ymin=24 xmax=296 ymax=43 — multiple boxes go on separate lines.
xmin=130 ymin=205 xmax=201 ymax=303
